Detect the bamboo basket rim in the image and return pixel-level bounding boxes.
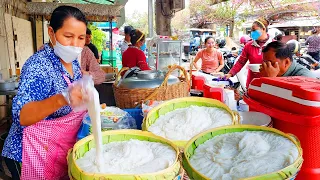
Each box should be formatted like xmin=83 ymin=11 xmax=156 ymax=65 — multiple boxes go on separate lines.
xmin=143 ymin=97 xmax=240 ymax=148
xmin=183 ymin=125 xmax=303 ymax=180
xmin=145 ymin=97 xmax=238 ymax=123
xmin=71 ymin=129 xmax=181 ymax=177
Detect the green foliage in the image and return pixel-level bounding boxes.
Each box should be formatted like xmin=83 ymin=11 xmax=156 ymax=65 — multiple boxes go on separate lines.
xmin=88 ymin=23 xmax=106 ymax=53
xmin=125 ymin=10 xmax=150 ymax=35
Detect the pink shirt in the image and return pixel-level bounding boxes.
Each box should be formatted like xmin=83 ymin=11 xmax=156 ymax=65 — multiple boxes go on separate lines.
xmin=81 ymin=46 xmax=106 ymax=85
xmin=196 ymin=49 xmax=223 ymax=73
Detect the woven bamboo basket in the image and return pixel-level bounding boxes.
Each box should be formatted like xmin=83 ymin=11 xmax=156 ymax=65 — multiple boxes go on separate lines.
xmin=142 ymin=97 xmax=240 ymax=148
xmin=182 ymin=125 xmax=303 ymax=180
xmin=113 ymin=65 xmax=190 ymax=109
xmin=68 ymin=130 xmax=182 ymax=180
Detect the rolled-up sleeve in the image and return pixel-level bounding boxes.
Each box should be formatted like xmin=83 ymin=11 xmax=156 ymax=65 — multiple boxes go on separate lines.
xmin=229 ymin=44 xmax=249 ymax=76
xmin=12 ymin=60 xmax=51 ymax=125
xmin=82 ymin=47 xmax=106 ymax=85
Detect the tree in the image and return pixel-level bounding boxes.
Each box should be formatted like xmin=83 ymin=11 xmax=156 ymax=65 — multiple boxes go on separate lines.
xmin=125 ymin=10 xmax=150 ymax=35
xmin=88 ymin=23 xmax=106 ymax=53
xmin=171 ymin=6 xmax=190 ymax=40
xmin=189 ymin=0 xmax=213 ymax=28
xmin=190 ymin=0 xmax=320 ymax=37
xmin=189 ymin=0 xmax=244 ymax=37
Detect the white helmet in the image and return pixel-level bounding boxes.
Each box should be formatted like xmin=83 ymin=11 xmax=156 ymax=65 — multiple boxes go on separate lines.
xmin=286 ymin=39 xmax=301 ymax=54
xmin=268 ymin=28 xmax=283 ymax=40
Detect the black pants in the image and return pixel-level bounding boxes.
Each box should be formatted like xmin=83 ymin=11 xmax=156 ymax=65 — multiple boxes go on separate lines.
xmin=3 ymin=157 xmax=20 ymax=180
xmin=308 ymin=51 xmax=320 ymax=61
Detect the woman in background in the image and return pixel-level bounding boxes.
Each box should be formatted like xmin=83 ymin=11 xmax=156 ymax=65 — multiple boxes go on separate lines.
xmin=193 ymin=36 xmax=224 ymax=74
xmin=122 ymin=29 xmax=150 ymax=70
xmin=226 ymin=18 xmax=273 ymax=87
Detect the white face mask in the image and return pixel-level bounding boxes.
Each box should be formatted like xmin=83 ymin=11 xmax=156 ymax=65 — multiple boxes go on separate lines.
xmin=52 ymin=35 xmax=83 ymax=63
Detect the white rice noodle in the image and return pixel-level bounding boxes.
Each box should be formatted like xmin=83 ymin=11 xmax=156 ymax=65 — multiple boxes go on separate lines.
xmin=76 ymin=139 xmax=176 ymax=174
xmin=190 ymin=131 xmax=299 ymax=180
xmin=148 ymin=106 xmax=233 ymax=141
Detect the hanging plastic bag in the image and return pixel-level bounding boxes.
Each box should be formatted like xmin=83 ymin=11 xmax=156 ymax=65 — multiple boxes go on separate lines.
xmin=79 ymin=106 xmax=137 ymax=137
xmin=142 ymin=100 xmax=164 ymax=117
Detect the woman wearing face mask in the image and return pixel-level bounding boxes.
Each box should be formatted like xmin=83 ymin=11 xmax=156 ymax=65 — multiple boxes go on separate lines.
xmin=122 ymin=29 xmax=151 ymax=70
xmin=2 ymin=6 xmax=90 ymax=179
xmin=225 ymin=18 xmax=272 ymax=87
xmin=193 ymin=36 xmax=224 ymax=74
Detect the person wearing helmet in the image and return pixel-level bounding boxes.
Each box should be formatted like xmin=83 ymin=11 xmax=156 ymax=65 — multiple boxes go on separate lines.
xmin=286 ymin=39 xmax=301 ymax=55
xmin=240 ymin=35 xmax=251 ymax=45
xmin=260 ymin=41 xmax=315 ymax=78
xmin=268 ymin=28 xmax=283 ymax=41
xmin=239 ymin=35 xmax=251 ymax=55
xmin=305 ymin=28 xmax=320 ymax=61
xmin=287 ymin=39 xmax=320 ymax=70
xmin=226 ymin=17 xmax=274 ymax=87
xmin=218 ymin=39 xmax=226 ymax=48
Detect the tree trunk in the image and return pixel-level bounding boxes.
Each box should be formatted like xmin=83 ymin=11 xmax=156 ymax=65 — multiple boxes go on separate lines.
xmin=155 ymin=0 xmax=172 ymax=36
xmin=229 ymin=20 xmax=235 ymax=38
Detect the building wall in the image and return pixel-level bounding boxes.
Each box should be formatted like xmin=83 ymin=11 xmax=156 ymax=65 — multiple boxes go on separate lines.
xmin=0 ymin=0 xmax=30 ymax=118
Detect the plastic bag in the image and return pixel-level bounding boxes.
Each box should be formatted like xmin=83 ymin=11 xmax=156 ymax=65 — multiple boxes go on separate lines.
xmin=142 ymin=100 xmax=163 ymax=117
xmin=82 ymin=106 xmax=137 ymax=132
xmin=62 ymin=75 xmax=94 ymax=112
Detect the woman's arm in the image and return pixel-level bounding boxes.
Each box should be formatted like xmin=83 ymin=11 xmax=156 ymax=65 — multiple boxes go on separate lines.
xmin=192 ymin=51 xmax=202 ymax=70
xmin=82 ymin=47 xmax=106 ymax=85
xmin=215 ymin=52 xmax=225 ymax=72
xmin=228 ymin=45 xmax=249 ymax=76
xmin=20 ymin=94 xmax=68 ymax=126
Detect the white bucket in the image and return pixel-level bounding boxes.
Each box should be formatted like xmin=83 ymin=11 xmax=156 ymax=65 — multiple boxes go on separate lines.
xmin=239 ymin=100 xmax=249 ymax=112
xmin=239 ymin=111 xmax=272 ymax=127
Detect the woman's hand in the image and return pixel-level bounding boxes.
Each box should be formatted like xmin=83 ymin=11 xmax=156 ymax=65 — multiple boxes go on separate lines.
xmin=225 ymin=73 xmax=232 ymax=79
xmin=81 ymin=70 xmax=90 ymax=76
xmin=68 ymin=85 xmax=90 ymax=108
xmin=62 ymin=75 xmax=94 ymax=111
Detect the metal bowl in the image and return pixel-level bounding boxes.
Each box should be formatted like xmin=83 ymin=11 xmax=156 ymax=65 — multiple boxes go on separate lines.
xmin=0 ymin=82 xmax=16 ymax=91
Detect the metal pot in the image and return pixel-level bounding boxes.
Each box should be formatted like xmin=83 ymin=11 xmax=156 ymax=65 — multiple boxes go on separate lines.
xmin=119 ymin=71 xmax=180 ymax=89
xmin=0 ymin=81 xmax=16 ymax=91
xmin=119 ymin=75 xmax=180 ymax=89
xmin=136 ymin=70 xmax=159 ymax=80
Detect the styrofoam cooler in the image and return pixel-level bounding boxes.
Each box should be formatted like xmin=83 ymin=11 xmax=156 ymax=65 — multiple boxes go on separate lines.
xmin=245 ymin=76 xmax=320 ymax=180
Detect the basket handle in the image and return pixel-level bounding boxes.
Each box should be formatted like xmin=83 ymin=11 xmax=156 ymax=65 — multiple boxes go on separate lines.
xmin=189 ymin=59 xmax=194 ymax=82
xmin=114 ymin=67 xmax=129 ymax=86
xmin=287 ymin=133 xmax=301 ymax=147
xmin=142 ymin=65 xmax=189 ymax=103
xmin=160 ymin=65 xmax=189 ymax=88
xmin=232 ymin=111 xmax=241 ymax=125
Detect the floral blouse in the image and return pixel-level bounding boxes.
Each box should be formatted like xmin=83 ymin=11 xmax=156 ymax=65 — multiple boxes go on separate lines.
xmin=2 ymin=43 xmax=82 ymax=162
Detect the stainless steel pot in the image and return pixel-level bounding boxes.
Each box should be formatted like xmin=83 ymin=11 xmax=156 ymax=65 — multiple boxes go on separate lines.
xmin=119 ymin=75 xmax=180 ymax=89
xmin=136 ymin=70 xmax=161 ymax=80
xmin=0 ymin=82 xmax=16 ymax=91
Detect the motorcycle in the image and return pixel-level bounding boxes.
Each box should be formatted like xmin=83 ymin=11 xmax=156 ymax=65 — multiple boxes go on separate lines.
xmin=294 ymin=53 xmax=320 ymax=70
xmin=219 ymin=47 xmax=238 ymax=80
